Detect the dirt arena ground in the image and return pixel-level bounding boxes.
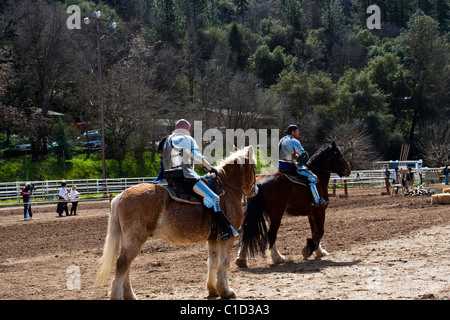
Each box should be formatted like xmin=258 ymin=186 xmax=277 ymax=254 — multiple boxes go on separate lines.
xmin=0 ymin=185 xmax=448 ymax=300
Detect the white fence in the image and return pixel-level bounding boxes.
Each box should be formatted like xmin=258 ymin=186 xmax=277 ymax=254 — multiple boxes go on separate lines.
xmin=330 ymin=168 xmax=443 ymax=187
xmin=1 ymin=168 xmax=444 ymax=205
xmin=0 ymin=177 xmax=155 ymax=204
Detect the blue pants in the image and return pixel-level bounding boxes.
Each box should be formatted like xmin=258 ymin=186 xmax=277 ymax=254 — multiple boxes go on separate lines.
xmin=446 ymin=174 xmax=449 ymax=185
xmin=23 ymin=199 xmax=32 ymax=219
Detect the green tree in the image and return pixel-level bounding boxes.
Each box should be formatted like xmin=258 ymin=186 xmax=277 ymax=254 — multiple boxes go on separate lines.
xmin=151 ymin=0 xmax=184 ymax=45
xmin=282 ymin=0 xmax=307 ymax=42
xmin=352 ymin=0 xmax=415 ymax=28
xmin=53 ymin=119 xmax=73 ymax=164
xmin=228 ymin=22 xmax=250 ymax=71
xmin=320 ymin=0 xmax=346 ymax=70
xmin=336 ymin=68 xmax=387 ymax=123
xmin=432 ymin=0 xmax=450 ymax=32
xmin=233 ymin=0 xmax=249 ymax=24
xmin=400 ymin=10 xmax=449 ymax=141
xmin=274 ymin=70 xmax=337 ymax=122
xmin=253 ymin=45 xmax=287 ymax=86
xmin=321 ymin=0 xmax=345 ymax=36
xmin=366 ymin=53 xmax=413 ymax=125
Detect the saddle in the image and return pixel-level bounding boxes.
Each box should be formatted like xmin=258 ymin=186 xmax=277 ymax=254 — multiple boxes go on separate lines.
xmin=278 ymin=168 xmax=309 ymax=187
xmin=161 ymin=174 xmax=225 ymax=205
xmin=161 ymin=175 xmax=227 ymax=241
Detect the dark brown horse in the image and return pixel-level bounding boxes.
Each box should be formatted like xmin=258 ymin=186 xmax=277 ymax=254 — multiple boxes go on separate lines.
xmin=235 ymin=142 xmax=350 ymax=268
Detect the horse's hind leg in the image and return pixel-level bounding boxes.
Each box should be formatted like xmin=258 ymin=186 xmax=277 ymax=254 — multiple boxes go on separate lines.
xmin=235 ymin=246 xmax=248 ymax=268
xmin=123 ymin=270 xmax=138 ymax=300
xmin=267 ymin=212 xmax=285 ymax=264
xmin=110 ymin=242 xmax=142 ymax=300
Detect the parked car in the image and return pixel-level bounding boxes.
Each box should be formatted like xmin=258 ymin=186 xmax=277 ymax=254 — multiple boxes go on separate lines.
xmin=48 ymin=141 xmax=74 ymax=149
xmin=77 ymin=130 xmax=100 ymax=140
xmin=14 ymin=144 xmax=31 ymax=150
xmin=84 ymin=140 xmax=103 ymax=148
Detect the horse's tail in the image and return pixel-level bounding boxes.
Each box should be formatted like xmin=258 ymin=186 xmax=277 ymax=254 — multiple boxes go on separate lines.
xmin=240 ymin=184 xmax=269 ymax=257
xmin=95 ymin=192 xmax=122 ymax=286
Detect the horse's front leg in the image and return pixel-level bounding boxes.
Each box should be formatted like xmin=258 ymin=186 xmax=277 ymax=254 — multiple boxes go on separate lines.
xmin=206 ymin=240 xmax=220 ymax=297
xmin=216 ymin=239 xmax=236 ymax=299
xmin=314 ymin=243 xmax=328 ymax=258
xmin=302 ymin=209 xmax=327 ymax=259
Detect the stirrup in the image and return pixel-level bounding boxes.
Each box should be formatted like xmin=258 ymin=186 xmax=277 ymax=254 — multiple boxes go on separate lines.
xmin=312 ymin=198 xmax=328 ymax=208
xmin=219 ymin=225 xmax=241 ymax=241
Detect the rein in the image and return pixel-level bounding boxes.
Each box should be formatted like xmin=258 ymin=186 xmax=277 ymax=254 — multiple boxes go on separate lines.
xmin=307 ymin=148 xmax=345 ymax=176
xmin=216 ymin=165 xmax=257 ymax=199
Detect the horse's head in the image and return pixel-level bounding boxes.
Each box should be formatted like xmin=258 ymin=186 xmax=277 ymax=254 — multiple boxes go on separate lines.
xmin=242 ymin=145 xmax=259 ymax=197
xmin=218 ymin=145 xmax=258 ymax=197
xmin=327 ymin=141 xmax=351 ymax=177
xmin=307 ymin=142 xmax=351 ymax=177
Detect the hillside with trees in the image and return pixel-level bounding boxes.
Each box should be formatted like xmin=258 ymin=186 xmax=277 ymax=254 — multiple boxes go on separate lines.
xmin=0 ymin=0 xmax=449 ymax=181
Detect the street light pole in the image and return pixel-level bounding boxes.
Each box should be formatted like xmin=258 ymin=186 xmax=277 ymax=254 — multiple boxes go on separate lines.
xmin=84 ymin=11 xmax=116 ymax=196
xmin=95 ymin=18 xmax=107 ymax=191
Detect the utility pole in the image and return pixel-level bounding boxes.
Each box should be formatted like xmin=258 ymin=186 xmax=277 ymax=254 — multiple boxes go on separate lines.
xmin=84 ymin=11 xmax=117 ymax=196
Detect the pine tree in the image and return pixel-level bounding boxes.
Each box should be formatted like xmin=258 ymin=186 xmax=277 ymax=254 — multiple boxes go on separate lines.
xmin=282 ymin=0 xmax=308 ymax=41
xmin=228 ymin=22 xmax=250 ymax=71
xmin=233 ymin=0 xmax=249 ymax=24
xmin=432 ymin=0 xmax=450 ymax=32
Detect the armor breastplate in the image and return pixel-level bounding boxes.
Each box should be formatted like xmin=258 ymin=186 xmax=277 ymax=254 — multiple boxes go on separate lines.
xmin=279 ymin=135 xmax=304 ymax=163
xmin=163 ymin=132 xmax=201 ymax=180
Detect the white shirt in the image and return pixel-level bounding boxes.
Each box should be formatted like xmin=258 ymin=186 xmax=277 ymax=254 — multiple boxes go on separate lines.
xmin=59 ymin=187 xmax=68 ymax=200
xmin=69 ymin=190 xmax=80 ymax=202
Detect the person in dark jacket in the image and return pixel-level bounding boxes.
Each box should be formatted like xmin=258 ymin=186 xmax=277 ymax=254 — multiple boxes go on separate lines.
xmin=20 ymin=183 xmax=34 ymax=221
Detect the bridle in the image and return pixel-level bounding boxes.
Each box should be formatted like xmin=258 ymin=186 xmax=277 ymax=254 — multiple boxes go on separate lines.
xmin=217 ymin=164 xmax=258 ymax=198
xmin=328 ymin=153 xmax=349 ymax=177
xmin=309 ymin=150 xmax=348 ymax=177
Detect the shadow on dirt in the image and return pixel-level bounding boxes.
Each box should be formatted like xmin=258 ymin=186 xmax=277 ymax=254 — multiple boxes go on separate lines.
xmin=238 ymin=258 xmax=362 ymax=275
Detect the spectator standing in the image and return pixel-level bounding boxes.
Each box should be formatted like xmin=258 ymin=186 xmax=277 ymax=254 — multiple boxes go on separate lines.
xmin=393 ymin=168 xmax=400 ymax=185
xmin=444 ymin=165 xmax=449 ymax=185
xmin=56 ymin=182 xmax=69 ymax=217
xmin=69 ymin=185 xmax=80 ymax=216
xmin=20 ymin=183 xmax=34 ymax=221
xmin=405 ymin=168 xmax=414 ymax=190
xmin=384 ymin=167 xmax=391 ymax=186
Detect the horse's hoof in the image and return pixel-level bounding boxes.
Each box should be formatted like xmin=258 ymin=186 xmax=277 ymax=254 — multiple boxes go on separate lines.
xmin=207 ymin=292 xmax=220 ymax=299
xmin=302 ymin=247 xmax=312 ymax=260
xmin=207 ymin=283 xmax=220 ymax=297
xmin=235 ymin=258 xmax=248 ymax=268
xmin=220 ymin=288 xmax=236 ymax=299
xmin=314 ymin=248 xmax=328 ymax=258
xmin=271 ymin=255 xmax=286 ymax=264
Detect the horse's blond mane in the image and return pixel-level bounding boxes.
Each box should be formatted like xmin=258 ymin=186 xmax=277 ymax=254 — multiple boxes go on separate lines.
xmin=217 ymin=145 xmax=255 ymax=171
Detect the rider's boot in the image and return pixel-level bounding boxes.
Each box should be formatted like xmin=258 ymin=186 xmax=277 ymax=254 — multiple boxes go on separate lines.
xmin=193 ymin=180 xmax=240 ymax=240
xmin=211 ymin=210 xmax=241 ymax=241
xmin=309 ymin=183 xmax=328 ymax=207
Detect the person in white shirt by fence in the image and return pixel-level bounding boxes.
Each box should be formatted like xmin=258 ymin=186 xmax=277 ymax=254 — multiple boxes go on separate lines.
xmin=69 ymin=185 xmax=80 ymax=216
xmin=56 ymin=182 xmax=69 ymax=217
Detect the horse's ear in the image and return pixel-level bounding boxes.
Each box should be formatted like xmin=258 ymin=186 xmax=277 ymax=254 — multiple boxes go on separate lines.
xmin=332 ymin=141 xmax=336 ymax=149
xmin=248 ymin=145 xmax=254 ymax=156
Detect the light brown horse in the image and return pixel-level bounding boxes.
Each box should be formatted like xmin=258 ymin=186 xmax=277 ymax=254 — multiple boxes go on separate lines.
xmin=95 ymin=146 xmax=257 ymax=300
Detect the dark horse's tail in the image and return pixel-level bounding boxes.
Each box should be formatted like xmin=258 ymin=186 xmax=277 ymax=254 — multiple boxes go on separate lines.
xmin=240 ymin=184 xmax=269 ymax=257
